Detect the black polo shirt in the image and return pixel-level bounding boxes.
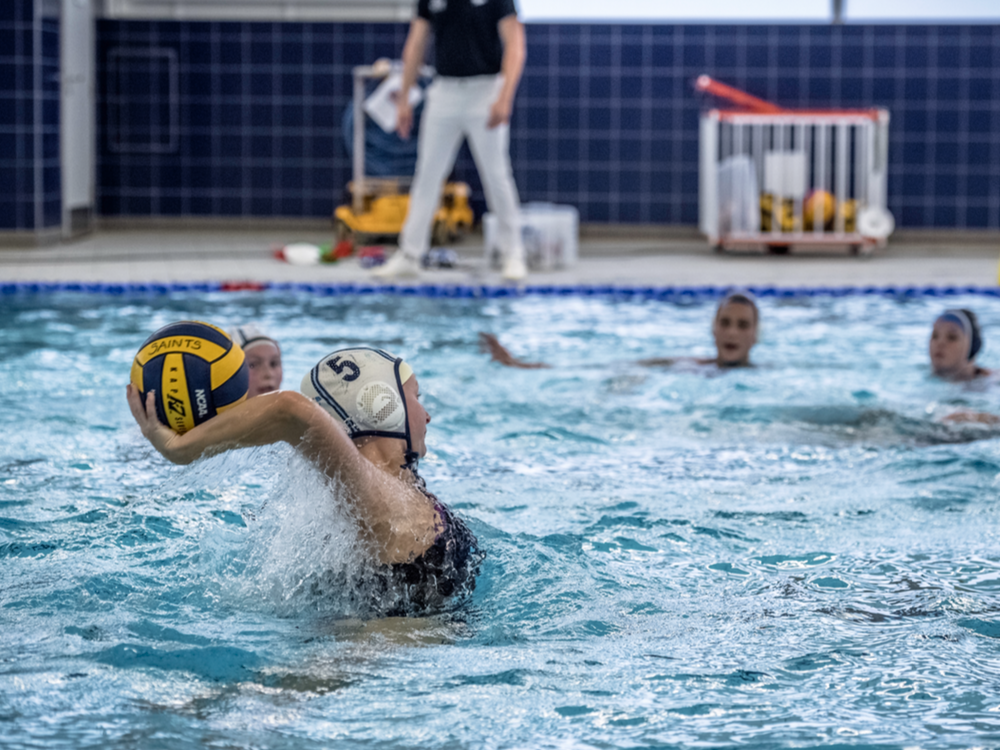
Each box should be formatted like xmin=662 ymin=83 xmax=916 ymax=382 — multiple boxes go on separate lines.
xmin=417 ymin=0 xmax=518 ymax=78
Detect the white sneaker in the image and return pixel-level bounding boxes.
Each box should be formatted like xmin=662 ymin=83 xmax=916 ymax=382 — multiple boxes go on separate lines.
xmin=372 ymin=251 xmax=421 ymax=280
xmin=501 ymin=254 xmax=528 ymax=282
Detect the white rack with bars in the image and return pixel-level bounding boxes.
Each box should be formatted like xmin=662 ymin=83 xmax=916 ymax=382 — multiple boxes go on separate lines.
xmin=697 ymin=76 xmax=893 ymax=254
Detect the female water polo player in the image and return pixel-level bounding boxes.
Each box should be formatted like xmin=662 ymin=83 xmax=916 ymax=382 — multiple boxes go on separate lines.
xmin=930 ymin=309 xmax=992 ymax=382
xmin=480 ymin=291 xmax=760 ymax=370
xmin=639 ymin=291 xmax=759 ymax=368
xmin=928 ymin=309 xmax=998 ymax=425
xmin=127 ymin=345 xmax=480 ymax=615
xmin=229 ymin=323 xmax=283 ymax=398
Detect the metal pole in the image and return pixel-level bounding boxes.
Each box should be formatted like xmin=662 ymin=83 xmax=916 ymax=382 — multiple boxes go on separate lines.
xmin=835 ymin=122 xmax=848 ymax=234
xmin=699 ymin=111 xmax=720 ymax=243
xmin=814 ymin=122 xmax=826 ymax=235
xmin=352 ymin=67 xmax=366 ymax=215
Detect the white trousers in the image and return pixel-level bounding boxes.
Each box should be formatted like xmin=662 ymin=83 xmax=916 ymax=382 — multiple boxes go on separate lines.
xmin=399 ymin=75 xmax=524 ymax=263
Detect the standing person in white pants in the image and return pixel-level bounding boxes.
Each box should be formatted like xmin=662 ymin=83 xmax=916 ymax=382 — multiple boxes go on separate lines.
xmin=374 ymin=0 xmax=528 ymax=282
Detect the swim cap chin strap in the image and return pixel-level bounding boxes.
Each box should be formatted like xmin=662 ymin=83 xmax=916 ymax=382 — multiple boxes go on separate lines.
xmin=301 ymin=347 xmax=417 ymax=468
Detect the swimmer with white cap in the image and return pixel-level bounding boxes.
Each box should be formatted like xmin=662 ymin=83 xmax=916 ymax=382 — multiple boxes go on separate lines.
xmin=480 ymin=290 xmax=760 ymax=370
xmin=929 ymin=308 xmax=990 ymax=382
xmin=127 ymin=344 xmax=479 ymax=614
xmin=229 ymin=323 xmax=283 ymax=397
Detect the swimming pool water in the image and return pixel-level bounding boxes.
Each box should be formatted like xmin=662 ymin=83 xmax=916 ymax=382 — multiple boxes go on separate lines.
xmin=2 ymin=290 xmax=1000 ymax=749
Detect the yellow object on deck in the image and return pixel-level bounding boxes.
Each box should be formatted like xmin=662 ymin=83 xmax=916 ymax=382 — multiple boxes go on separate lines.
xmin=334 ymin=179 xmax=474 ymax=246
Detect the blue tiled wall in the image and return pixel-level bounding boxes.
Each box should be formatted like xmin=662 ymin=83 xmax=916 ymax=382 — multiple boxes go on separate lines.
xmin=96 ymin=21 xmax=409 ymax=218
xmin=517 ymin=24 xmax=1000 ymax=228
xmin=95 ymin=20 xmax=1000 ymax=229
xmin=0 ymin=0 xmax=61 ymax=232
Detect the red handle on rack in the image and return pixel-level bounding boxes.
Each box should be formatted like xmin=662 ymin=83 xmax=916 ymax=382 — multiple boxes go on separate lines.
xmin=694 ymin=75 xmax=785 ymax=114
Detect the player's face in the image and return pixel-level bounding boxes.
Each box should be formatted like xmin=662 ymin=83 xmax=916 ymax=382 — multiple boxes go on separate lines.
xmin=713 ymin=302 xmax=757 ymax=366
xmin=245 ymin=342 xmax=283 ymax=397
xmin=929 ymin=320 xmax=970 ymax=376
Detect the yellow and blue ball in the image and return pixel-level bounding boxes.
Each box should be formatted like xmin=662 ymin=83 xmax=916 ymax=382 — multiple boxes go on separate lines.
xmin=130 ymin=321 xmax=249 ymax=434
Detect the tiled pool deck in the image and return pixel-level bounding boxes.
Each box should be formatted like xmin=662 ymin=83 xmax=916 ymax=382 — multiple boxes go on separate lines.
xmin=0 ymin=226 xmax=997 ymax=291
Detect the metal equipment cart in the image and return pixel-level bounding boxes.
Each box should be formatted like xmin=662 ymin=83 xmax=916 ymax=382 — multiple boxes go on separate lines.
xmin=335 ymin=63 xmax=473 ymax=247
xmin=697 ymin=76 xmax=893 ymax=255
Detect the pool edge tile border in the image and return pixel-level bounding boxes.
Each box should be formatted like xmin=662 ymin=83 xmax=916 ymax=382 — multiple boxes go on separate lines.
xmin=2 ymin=281 xmax=1000 ymax=299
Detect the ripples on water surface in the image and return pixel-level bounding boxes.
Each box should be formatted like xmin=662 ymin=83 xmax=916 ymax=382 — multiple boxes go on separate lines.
xmin=2 ymin=291 xmax=1000 ymax=749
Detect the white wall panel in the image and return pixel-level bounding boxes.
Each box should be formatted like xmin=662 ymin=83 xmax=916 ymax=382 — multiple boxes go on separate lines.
xmin=62 ymin=0 xmax=96 ymax=236
xmin=100 ymin=0 xmax=414 ymax=22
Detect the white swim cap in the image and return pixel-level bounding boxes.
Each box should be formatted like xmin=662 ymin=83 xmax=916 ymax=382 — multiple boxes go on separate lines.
xmin=716 ymin=289 xmax=759 ymax=322
xmin=229 ymin=323 xmax=280 ymax=353
xmin=301 ymin=347 xmax=415 ymax=448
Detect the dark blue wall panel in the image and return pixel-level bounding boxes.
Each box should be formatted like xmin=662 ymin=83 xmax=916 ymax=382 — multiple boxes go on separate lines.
xmin=93 ymin=20 xmax=1000 ymax=230
xmin=0 ymin=0 xmax=60 ymax=232
xmin=0 ymin=0 xmax=37 ymax=230
xmin=40 ymin=16 xmax=60 ymax=230
xmin=96 ymin=20 xmax=408 ymax=220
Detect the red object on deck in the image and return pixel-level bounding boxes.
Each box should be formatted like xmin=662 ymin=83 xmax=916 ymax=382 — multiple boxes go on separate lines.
xmin=332 ymin=239 xmax=354 ymax=259
xmin=220 ymin=281 xmax=268 ymax=292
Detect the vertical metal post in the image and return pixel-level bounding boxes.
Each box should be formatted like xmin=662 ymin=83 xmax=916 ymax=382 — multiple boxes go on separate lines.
xmin=858 ymin=119 xmax=870 ymax=214
xmin=771 ymin=121 xmax=783 ymax=237
xmin=870 ymin=111 xmax=890 ymax=212
xmin=794 ymin=122 xmax=805 ymax=234
xmin=699 ymin=111 xmax=719 ymax=242
xmin=814 ymin=121 xmax=826 ymax=235
xmin=737 ymin=122 xmax=747 ymax=234
xmin=352 ymin=67 xmax=366 ymax=215
xmin=835 ymin=122 xmax=848 ymax=234
xmin=753 ymin=119 xmax=763 ymax=207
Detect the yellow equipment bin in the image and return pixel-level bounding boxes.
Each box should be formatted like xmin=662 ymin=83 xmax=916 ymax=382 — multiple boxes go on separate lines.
xmin=335 ymin=178 xmax=473 ymax=246
xmin=335 ymin=64 xmax=474 ymax=247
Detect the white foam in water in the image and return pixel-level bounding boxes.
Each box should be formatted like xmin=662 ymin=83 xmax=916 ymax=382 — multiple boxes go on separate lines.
xmin=238 ymin=475 xmax=364 ymax=616
xmin=178 ymin=448 xmax=375 ymax=618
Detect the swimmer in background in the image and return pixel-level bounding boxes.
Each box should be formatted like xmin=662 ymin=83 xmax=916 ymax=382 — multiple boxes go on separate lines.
xmin=127 ymin=345 xmax=480 ymax=615
xmin=639 ymin=291 xmax=758 ymax=369
xmin=479 ymin=291 xmax=760 ymax=370
xmin=929 ymin=309 xmax=991 ymax=382
xmin=929 ymin=309 xmax=999 ymax=425
xmin=230 ymin=324 xmax=283 ymax=398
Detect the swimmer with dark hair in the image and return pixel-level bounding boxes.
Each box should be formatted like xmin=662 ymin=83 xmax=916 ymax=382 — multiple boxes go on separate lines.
xmin=479 ymin=291 xmax=760 ymax=370
xmin=928 ymin=309 xmax=999 ymax=425
xmin=929 ymin=309 xmax=991 ymax=382
xmin=230 ymin=323 xmax=283 ymax=398
xmin=639 ymin=291 xmax=758 ymax=368
xmin=127 ymin=346 xmax=480 ymax=615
